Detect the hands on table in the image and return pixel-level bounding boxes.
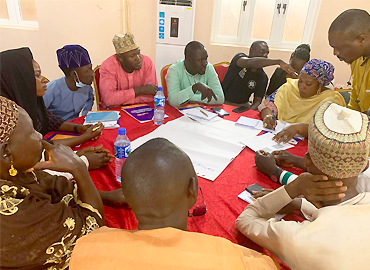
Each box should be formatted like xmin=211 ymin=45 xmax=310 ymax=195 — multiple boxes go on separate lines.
xmin=76 ymin=145 xmax=114 ymax=170
xmin=134 ymin=84 xmax=158 ymax=97
xmin=254 ymin=150 xmax=347 ymax=208
xmin=80 ymin=122 xmax=104 ymax=141
xmin=272 ymin=123 xmax=309 ymax=144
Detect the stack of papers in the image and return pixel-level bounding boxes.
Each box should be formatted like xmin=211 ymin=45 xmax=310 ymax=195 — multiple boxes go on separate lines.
xmin=240 ymin=132 xmax=294 ymax=153
xmin=84 ymin=111 xmax=120 ymax=129
xmin=236 ymin=116 xmax=289 ymax=134
xmin=180 ymin=107 xmax=218 ymax=121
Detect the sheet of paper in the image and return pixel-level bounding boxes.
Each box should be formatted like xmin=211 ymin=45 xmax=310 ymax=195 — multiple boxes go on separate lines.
xmin=131 ymin=116 xmax=246 ymax=181
xmin=238 ymin=190 xmax=255 ymax=204
xmin=236 ymin=116 xmax=290 ymax=135
xmin=167 ymin=116 xmax=260 ymax=145
xmin=236 ymin=117 xmax=261 ymax=128
xmin=181 ymin=107 xmax=218 ymax=121
xmin=255 ymin=120 xmax=289 ymax=134
xmin=240 ymin=132 xmax=294 ymax=153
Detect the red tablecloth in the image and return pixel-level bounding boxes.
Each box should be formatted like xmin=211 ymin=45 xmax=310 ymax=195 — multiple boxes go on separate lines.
xmin=48 ymin=103 xmax=307 ymax=269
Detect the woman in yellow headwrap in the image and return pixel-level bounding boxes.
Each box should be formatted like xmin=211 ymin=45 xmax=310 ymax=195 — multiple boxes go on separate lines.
xmin=260 ymin=59 xmax=345 ymax=129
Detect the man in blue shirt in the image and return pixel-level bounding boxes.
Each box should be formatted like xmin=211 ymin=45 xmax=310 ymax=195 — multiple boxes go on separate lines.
xmin=44 ymin=45 xmax=95 ymax=121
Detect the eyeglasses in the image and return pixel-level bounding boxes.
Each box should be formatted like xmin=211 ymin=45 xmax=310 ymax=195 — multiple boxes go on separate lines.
xmin=188 ymin=187 xmax=207 ymax=217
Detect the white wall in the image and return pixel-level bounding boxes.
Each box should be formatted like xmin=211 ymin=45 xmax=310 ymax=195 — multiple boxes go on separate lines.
xmin=0 ymin=0 xmax=123 ymax=81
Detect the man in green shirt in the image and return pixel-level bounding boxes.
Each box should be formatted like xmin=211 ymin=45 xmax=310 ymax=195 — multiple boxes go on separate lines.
xmin=166 ymin=41 xmax=225 ymax=107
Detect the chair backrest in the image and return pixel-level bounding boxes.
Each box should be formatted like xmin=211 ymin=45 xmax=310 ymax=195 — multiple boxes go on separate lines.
xmin=93 ymin=65 xmax=103 ymax=110
xmin=213 ymin=61 xmax=230 ymax=83
xmin=161 ymin=63 xmax=172 ymax=98
xmin=337 ymin=89 xmax=351 ymax=105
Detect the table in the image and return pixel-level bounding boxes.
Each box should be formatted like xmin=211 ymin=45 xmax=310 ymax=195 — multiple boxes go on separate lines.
xmin=49 ymin=103 xmax=308 ymax=269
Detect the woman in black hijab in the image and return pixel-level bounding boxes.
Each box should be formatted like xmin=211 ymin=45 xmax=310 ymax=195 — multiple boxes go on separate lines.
xmin=265 ymin=44 xmax=311 ymax=96
xmin=0 ymin=47 xmax=103 ymax=147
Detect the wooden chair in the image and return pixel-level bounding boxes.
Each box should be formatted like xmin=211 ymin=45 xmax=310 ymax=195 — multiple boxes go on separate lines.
xmin=160 ymin=63 xmax=172 ymax=98
xmin=93 ymin=65 xmax=104 ymax=110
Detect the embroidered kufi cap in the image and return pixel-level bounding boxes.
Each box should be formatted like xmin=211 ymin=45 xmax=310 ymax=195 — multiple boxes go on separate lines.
xmin=0 ymin=96 xmax=19 ymax=143
xmin=56 ymin=45 xmax=91 ymax=69
xmin=112 ymin=33 xmax=139 ymax=54
xmin=308 ymin=101 xmax=370 ymax=179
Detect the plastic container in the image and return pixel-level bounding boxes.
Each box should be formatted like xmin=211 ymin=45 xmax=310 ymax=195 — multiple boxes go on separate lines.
xmin=114 ymin=127 xmax=131 ymax=182
xmin=153 ymin=87 xmax=165 ymax=125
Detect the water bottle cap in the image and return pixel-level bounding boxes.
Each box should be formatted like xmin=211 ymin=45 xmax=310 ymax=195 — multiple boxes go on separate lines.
xmin=157 ymin=87 xmax=163 ymax=91
xmin=118 ymin=127 xmax=126 ymax=135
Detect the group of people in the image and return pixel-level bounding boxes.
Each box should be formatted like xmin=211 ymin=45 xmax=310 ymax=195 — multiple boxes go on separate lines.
xmin=0 ymin=8 xmax=369 ymax=270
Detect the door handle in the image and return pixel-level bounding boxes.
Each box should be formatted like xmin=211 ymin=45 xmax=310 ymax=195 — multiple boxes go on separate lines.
xmin=277 ymin=3 xmax=281 ymax=14
xmin=283 ymin=3 xmax=287 ymax=14
xmin=243 ymin=1 xmax=247 ymax=12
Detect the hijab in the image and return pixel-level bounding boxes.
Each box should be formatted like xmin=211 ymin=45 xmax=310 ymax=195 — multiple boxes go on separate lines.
xmin=0 ymin=47 xmax=48 ymax=134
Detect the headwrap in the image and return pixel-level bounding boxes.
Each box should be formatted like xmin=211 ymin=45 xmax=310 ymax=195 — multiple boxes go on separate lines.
xmin=308 ymin=101 xmax=370 ymax=179
xmin=0 ymin=96 xmax=19 ymax=143
xmin=56 ymin=45 xmax=91 ymax=69
xmin=0 ymin=47 xmax=48 ymax=135
xmin=112 ymin=33 xmax=139 ymax=54
xmin=301 ymin=59 xmax=334 ymax=86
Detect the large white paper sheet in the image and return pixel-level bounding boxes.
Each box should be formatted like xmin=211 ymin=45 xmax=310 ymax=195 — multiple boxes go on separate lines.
xmin=240 ymin=132 xmax=294 ymax=153
xmin=131 ymin=116 xmax=255 ymax=181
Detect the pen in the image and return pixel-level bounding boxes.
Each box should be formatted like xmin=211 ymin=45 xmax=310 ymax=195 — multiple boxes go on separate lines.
xmin=200 ymin=109 xmax=208 ymax=117
xmin=271 ymin=110 xmax=276 ymax=131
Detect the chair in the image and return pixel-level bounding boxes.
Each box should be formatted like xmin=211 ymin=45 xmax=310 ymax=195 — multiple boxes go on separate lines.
xmin=160 ymin=63 xmax=172 ymax=98
xmin=337 ymin=89 xmax=352 ymax=105
xmin=93 ymin=65 xmax=103 ymax=110
xmin=213 ymin=61 xmax=230 ymax=83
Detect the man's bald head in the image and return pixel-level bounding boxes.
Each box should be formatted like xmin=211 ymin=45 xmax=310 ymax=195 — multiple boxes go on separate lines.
xmin=329 ymin=9 xmax=370 ymax=38
xmin=184 ymin=41 xmax=208 ymax=75
xmin=121 ymin=138 xmax=198 ymax=229
xmin=249 ymin=41 xmax=269 ymax=58
xmin=328 ymin=9 xmax=370 ymax=64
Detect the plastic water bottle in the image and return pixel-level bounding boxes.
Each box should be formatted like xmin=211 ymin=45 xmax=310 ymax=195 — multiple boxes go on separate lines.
xmin=114 ymin=127 xmax=131 ymax=182
xmin=153 ymin=87 xmax=165 ymax=125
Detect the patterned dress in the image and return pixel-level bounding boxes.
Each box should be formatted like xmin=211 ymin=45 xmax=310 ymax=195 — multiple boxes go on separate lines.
xmin=0 ymin=170 xmax=103 ymax=269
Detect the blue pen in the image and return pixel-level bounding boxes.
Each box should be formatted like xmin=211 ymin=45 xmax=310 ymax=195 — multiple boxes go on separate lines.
xmin=271 ymin=110 xmax=276 ymax=131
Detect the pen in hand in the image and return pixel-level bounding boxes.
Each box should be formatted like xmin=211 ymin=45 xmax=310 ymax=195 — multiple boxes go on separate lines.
xmin=271 ymin=110 xmax=276 ymax=131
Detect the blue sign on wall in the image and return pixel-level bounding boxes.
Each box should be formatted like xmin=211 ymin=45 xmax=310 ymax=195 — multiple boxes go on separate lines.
xmin=158 ymin=12 xmax=165 ymax=39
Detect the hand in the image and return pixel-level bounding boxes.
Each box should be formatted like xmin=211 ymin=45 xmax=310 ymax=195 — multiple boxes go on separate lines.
xmin=273 ymin=125 xmax=298 ymax=144
xmin=135 ymin=84 xmax=157 ymax=96
xmin=192 ymin=82 xmax=217 ymax=103
xmin=285 ymin=172 xmax=347 ymax=208
xmin=252 ymin=188 xmax=274 ymax=199
xmin=81 ymin=122 xmax=103 ymax=141
xmin=33 ymin=140 xmax=85 ymax=173
xmin=100 ymin=189 xmax=127 ymax=207
xmin=254 ymin=150 xmax=278 ymax=176
xmin=76 ymin=145 xmax=114 ymax=170
xmin=263 ymin=114 xmax=277 ymax=130
xmin=279 ymin=61 xmax=295 ymax=76
xmin=272 ymin=150 xmax=297 ymax=167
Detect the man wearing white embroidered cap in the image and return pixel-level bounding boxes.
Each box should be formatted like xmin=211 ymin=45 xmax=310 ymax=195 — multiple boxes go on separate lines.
xmin=236 ymin=101 xmax=370 ymax=270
